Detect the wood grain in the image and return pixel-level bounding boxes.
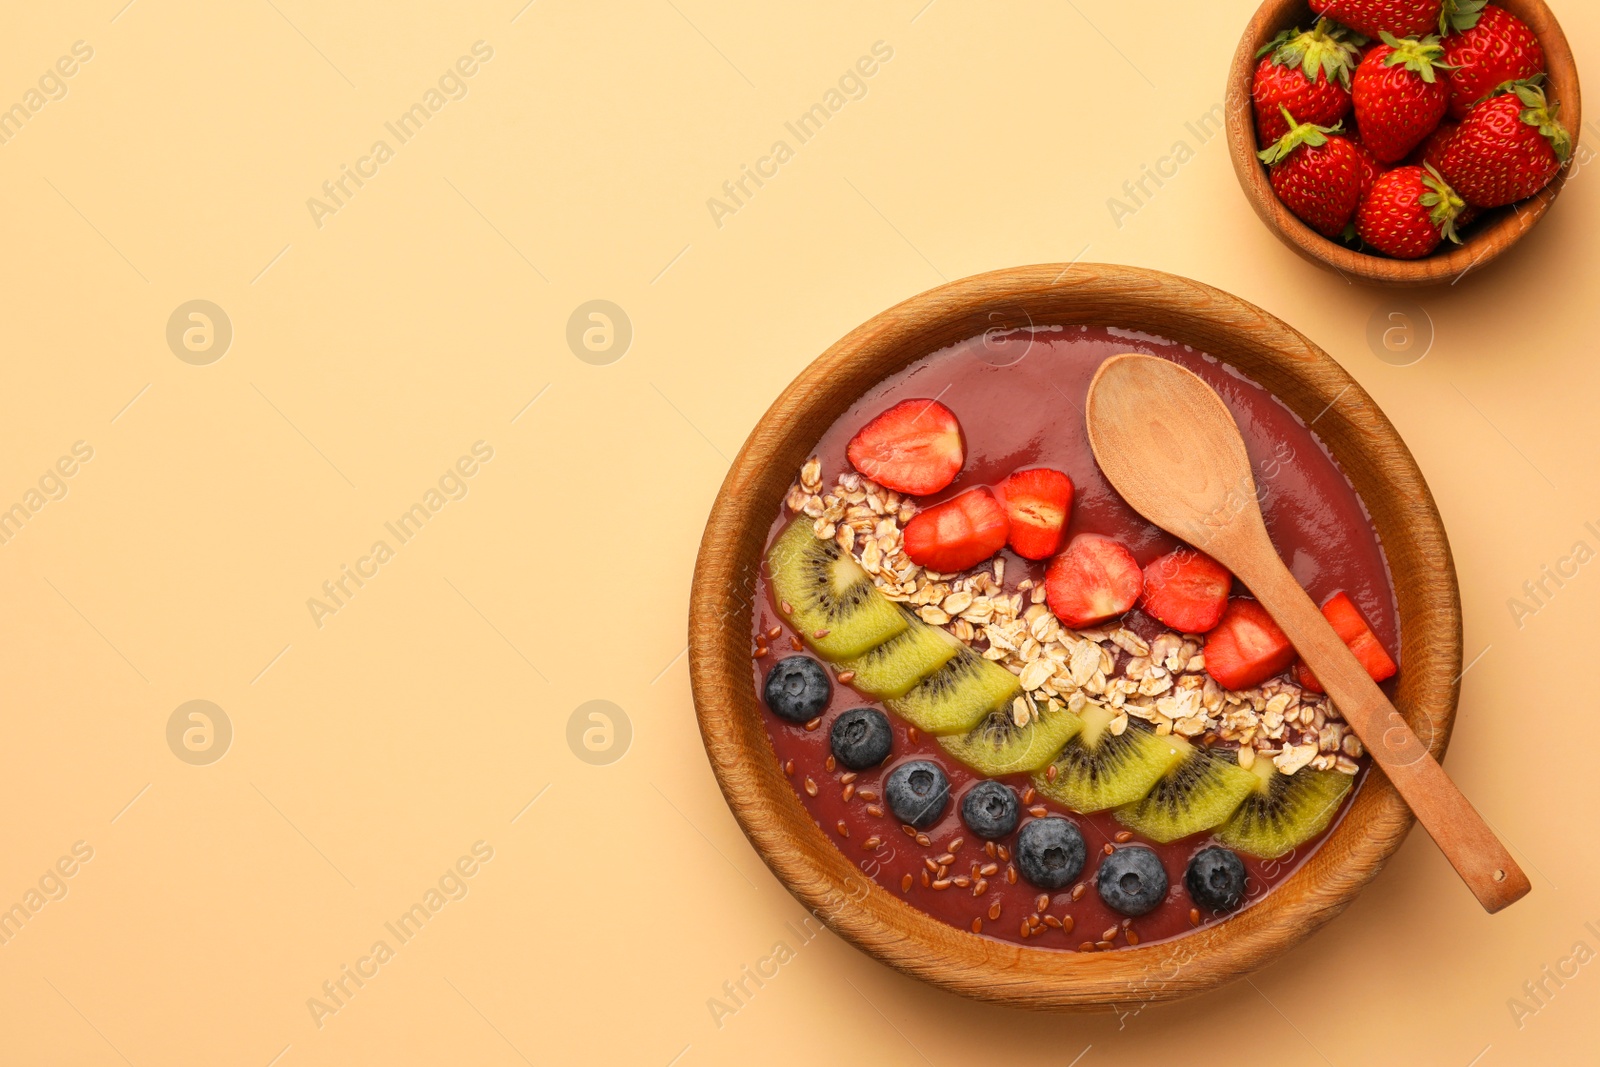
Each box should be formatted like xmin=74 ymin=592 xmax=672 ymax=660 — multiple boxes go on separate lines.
xmin=688 ymin=264 xmax=1463 ymax=1010
xmin=1226 ymin=0 xmax=1582 ymax=287
xmin=1085 ymin=353 xmax=1528 ymax=913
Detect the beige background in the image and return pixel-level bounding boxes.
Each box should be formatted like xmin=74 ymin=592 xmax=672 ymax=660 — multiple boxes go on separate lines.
xmin=0 ymin=1 xmax=1594 ymax=1063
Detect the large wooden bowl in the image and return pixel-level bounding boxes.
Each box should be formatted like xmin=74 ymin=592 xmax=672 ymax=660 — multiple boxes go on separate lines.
xmin=1226 ymin=0 xmax=1582 ymax=287
xmin=688 ymin=264 xmax=1462 ymax=1010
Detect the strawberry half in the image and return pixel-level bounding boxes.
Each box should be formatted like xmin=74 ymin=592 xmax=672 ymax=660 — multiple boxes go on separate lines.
xmin=1431 ymin=79 xmax=1570 ymax=207
xmin=1441 ymin=3 xmax=1545 ymax=120
xmin=902 ymin=488 xmax=1008 ymax=574
xmin=997 ymin=467 xmax=1074 ymax=560
xmin=1045 ymin=534 xmax=1142 ymax=628
xmin=1353 ymin=33 xmax=1451 ymax=164
xmin=1138 ymin=549 xmax=1233 ymax=634
xmin=846 ymin=399 xmax=965 ymax=496
xmin=1295 ymin=591 xmax=1398 ymax=693
xmin=1251 ymin=20 xmax=1362 ymax=143
xmin=1204 ymin=599 xmax=1296 ymax=691
xmin=1259 ymin=109 xmax=1369 ymax=238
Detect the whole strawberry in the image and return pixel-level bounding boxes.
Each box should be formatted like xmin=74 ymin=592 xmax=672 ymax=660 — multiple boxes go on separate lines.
xmin=1431 ymin=80 xmax=1570 ymax=206
xmin=1352 ymin=139 xmax=1385 ymax=201
xmin=1356 ymin=164 xmax=1465 ymax=257
xmin=1259 ymin=108 xmax=1368 ymax=237
xmin=1441 ymin=4 xmax=1545 ymax=119
xmin=1252 ymin=21 xmax=1363 ymax=143
xmin=1309 ymin=0 xmax=1483 ymax=39
xmin=1354 ymin=32 xmax=1451 ymax=163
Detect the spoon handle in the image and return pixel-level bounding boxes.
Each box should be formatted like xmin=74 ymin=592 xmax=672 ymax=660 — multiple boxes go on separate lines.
xmin=1244 ymin=558 xmax=1531 ymax=913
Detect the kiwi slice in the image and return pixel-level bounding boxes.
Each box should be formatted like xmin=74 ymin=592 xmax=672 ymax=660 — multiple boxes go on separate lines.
xmin=938 ymin=694 xmax=1085 ymax=776
xmin=1114 ymin=741 xmax=1259 ymax=843
xmin=1214 ymin=761 xmax=1354 ymax=859
xmin=1033 ymin=704 xmax=1186 ymax=813
xmin=886 ymin=647 xmax=1021 ymax=736
xmin=767 ymin=520 xmax=908 ymax=660
xmin=838 ymin=616 xmax=963 ymax=699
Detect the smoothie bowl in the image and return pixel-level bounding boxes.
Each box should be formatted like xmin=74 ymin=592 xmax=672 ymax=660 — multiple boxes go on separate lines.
xmin=688 ymin=264 xmax=1461 ymax=1009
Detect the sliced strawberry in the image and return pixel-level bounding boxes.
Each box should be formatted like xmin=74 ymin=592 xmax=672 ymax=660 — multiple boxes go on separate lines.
xmin=997 ymin=468 xmax=1074 ymax=560
xmin=902 ymin=488 xmax=1008 ymax=573
xmin=1295 ymin=591 xmax=1397 ymax=694
xmin=1204 ymin=599 xmax=1295 ymax=691
xmin=1045 ymin=534 xmax=1142 ymax=628
xmin=846 ymin=399 xmax=965 ymax=496
xmin=1138 ymin=549 xmax=1232 ymax=634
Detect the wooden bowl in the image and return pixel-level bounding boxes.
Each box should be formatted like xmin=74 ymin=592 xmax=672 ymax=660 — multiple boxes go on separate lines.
xmin=688 ymin=264 xmax=1462 ymax=1010
xmin=1226 ymin=0 xmax=1582 ymax=287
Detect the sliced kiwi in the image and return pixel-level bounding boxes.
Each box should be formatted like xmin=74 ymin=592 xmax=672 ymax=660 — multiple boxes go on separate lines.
xmin=838 ymin=615 xmax=962 ymax=699
xmin=1214 ymin=761 xmax=1354 ymax=859
xmin=1114 ymin=742 xmax=1259 ymax=843
xmin=767 ymin=520 xmax=908 ymax=660
xmin=886 ymin=647 xmax=1021 ymax=736
xmin=1032 ymin=705 xmax=1186 ymax=813
xmin=939 ymin=694 xmax=1085 ymax=776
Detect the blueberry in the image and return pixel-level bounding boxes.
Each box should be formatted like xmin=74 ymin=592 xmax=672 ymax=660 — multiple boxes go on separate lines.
xmin=1185 ymin=845 xmax=1247 ymax=913
xmin=1015 ymin=816 xmax=1086 ymax=890
xmin=960 ymin=781 xmax=1020 ymax=840
xmin=763 ymin=656 xmax=831 ymax=723
xmin=829 ymin=707 xmax=893 ymax=770
xmin=885 ymin=760 xmax=950 ymax=829
xmin=1096 ymin=846 xmax=1169 ymax=917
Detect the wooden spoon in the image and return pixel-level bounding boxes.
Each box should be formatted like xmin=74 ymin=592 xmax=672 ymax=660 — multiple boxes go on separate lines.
xmin=1085 ymin=353 xmax=1530 ymax=913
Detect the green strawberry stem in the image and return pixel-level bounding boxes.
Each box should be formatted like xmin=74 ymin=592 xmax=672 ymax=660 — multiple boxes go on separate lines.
xmin=1420 ymin=164 xmax=1467 ymax=244
xmin=1256 ymin=106 xmax=1341 ymax=166
xmin=1504 ymin=79 xmax=1574 ymax=162
xmin=1379 ymin=31 xmax=1447 ymax=84
xmin=1440 ymin=0 xmax=1488 ymax=36
xmin=1257 ymin=19 xmax=1363 ymax=89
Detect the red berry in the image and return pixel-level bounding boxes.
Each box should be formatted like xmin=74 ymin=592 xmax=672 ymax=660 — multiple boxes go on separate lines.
xmin=1204 ymin=599 xmax=1296 ymax=691
xmin=1441 ymin=5 xmax=1545 ymax=120
xmin=996 ymin=468 xmax=1074 ymax=561
xmin=1260 ymin=115 xmax=1368 ymax=238
xmin=1294 ymin=591 xmax=1398 ymax=693
xmin=1431 ymin=81 xmax=1570 ymax=207
xmin=846 ymin=399 xmax=964 ymax=496
xmin=1310 ymin=0 xmax=1442 ymax=39
xmin=1138 ymin=550 xmax=1233 ymax=635
xmin=1355 ymin=165 xmax=1465 ymax=258
xmin=1251 ymin=22 xmax=1361 ymax=143
xmin=1044 ymin=534 xmax=1142 ymax=628
xmin=1353 ymin=34 xmax=1451 ymax=164
xmin=902 ymin=488 xmax=1008 ymax=574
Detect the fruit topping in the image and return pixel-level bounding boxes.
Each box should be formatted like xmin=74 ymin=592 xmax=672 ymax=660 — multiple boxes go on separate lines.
xmin=1096 ymin=845 xmax=1169 ymax=916
xmin=846 ymin=398 xmax=965 ymax=496
xmin=838 ymin=615 xmax=962 ymax=698
xmin=1251 ymin=20 xmax=1362 ymax=144
xmin=886 ymin=646 xmax=1021 ymax=735
xmin=1440 ymin=4 xmax=1545 ymax=120
xmin=1215 ymin=760 xmax=1353 ymax=859
xmin=1044 ymin=533 xmax=1142 ymax=628
xmin=885 ymin=759 xmax=951 ymax=829
xmin=1185 ymin=845 xmax=1248 ymax=912
xmin=902 ymin=488 xmax=1009 ymax=573
xmin=1353 ymin=33 xmax=1451 ymax=164
xmin=768 ymin=519 xmax=908 ymax=660
xmin=1295 ymin=591 xmax=1398 ymax=693
xmin=1115 ymin=740 xmax=1260 ymax=843
xmin=763 ymin=655 xmax=832 ymax=723
xmin=1138 ymin=548 xmax=1233 ymax=634
xmin=1430 ymin=79 xmax=1570 ymax=208
xmin=829 ymin=707 xmax=894 ymax=770
xmin=1033 ymin=704 xmax=1187 ymax=813
xmin=996 ymin=467 xmax=1074 ymax=560
xmin=938 ymin=694 xmax=1085 ymax=776
xmin=1204 ymin=598 xmax=1296 ymax=691
xmin=960 ymin=780 xmax=1021 ymax=840
xmin=1015 ymin=816 xmax=1087 ymax=890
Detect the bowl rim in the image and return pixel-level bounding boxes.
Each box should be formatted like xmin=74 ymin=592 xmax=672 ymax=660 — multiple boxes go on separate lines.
xmin=688 ymin=263 xmax=1462 ymax=1010
xmin=1225 ymin=0 xmax=1583 ymax=288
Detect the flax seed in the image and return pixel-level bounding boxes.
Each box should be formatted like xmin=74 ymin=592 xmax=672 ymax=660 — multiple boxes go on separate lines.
xmin=915 ymin=833 xmax=931 ymax=847
xmin=1028 ymin=914 xmax=1042 ymax=930
xmin=825 ymin=756 xmax=836 ymax=773
xmin=784 ymin=759 xmax=795 ymax=775
xmin=1061 ymin=915 xmax=1074 ymax=934
xmin=984 ymin=841 xmax=997 ymax=859
xmin=842 ymin=783 xmax=855 ymax=802
xmin=804 ymin=777 xmax=818 ymax=796
xmin=901 ymin=873 xmax=913 ymax=892
xmin=936 ymin=864 xmax=948 ymax=880
xmin=781 ymin=601 xmax=793 ymax=615
xmin=858 ymin=789 xmax=878 ymax=802
xmin=948 ymin=837 xmax=965 ymax=852
xmin=1079 ymin=941 xmax=1096 ymax=952
xmin=1046 ymin=763 xmax=1059 ymax=782
xmin=925 ymin=858 xmax=940 ymax=873
xmin=1028 ymin=806 xmax=1048 ymax=818
xmin=753 ymin=646 xmax=768 ymax=658
xmin=805 ymin=718 xmax=822 ymax=732
xmin=837 ymin=821 xmax=850 ymax=838
xmin=979 ymin=863 xmax=998 ymax=877
xmin=1189 ymin=907 xmax=1201 ymax=927
xmin=864 ymin=836 xmax=882 ymax=850
xmin=932 ymin=878 xmax=952 ymax=890
xmin=988 ymin=901 xmax=1002 ymax=921
xmin=921 ymin=869 xmax=930 ymax=887
xmin=902 ymin=824 xmax=917 ymax=838
xmin=1006 ymin=865 xmax=1017 ymax=885
xmin=1114 ymin=831 xmax=1134 ymax=843
xmin=1126 ymin=930 xmax=1140 ymax=946
xmin=1036 ymin=894 xmax=1050 ymax=913
xmin=1022 ymin=786 xmax=1036 ymax=805
xmin=813 ymin=628 xmax=830 ymax=639
xmin=1020 ymin=921 xmax=1032 ymax=937
xmin=791 ymin=637 xmax=804 ymax=651
xmin=972 ymin=918 xmax=983 ymax=934
xmin=767 ymin=626 xmax=782 ymax=639
xmin=953 ymin=876 xmax=971 ymax=888
xmin=1102 ymin=843 xmax=1114 ymax=856
xmin=1096 ymin=940 xmax=1114 ymax=950
xmin=866 ymin=804 xmax=884 ymax=817
xmin=836 ymin=670 xmax=856 ymax=684
xmin=840 ymin=772 xmax=858 ymax=785
xmin=997 ymin=845 xmax=1010 ymax=863
xmin=1043 ymin=915 xmax=1062 ymax=929
xmin=907 ymin=726 xmax=919 ymax=744
xmin=1071 ymin=883 xmax=1086 ymax=901
xmin=973 ymin=879 xmax=988 ymax=896
xmin=1102 ymin=925 xmax=1118 ymax=941
xmin=935 ymin=853 xmax=956 ymax=867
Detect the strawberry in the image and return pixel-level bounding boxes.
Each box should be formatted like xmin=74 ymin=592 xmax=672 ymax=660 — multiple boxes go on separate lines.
xmin=1309 ymin=0 xmax=1483 ymax=39
xmin=846 ymin=399 xmax=965 ymax=496
xmin=1294 ymin=591 xmax=1398 ymax=693
xmin=1354 ymin=33 xmax=1451 ymax=163
xmin=1355 ymin=164 xmax=1465 ymax=257
xmin=1352 ymin=139 xmax=1385 ymax=201
xmin=996 ymin=467 xmax=1074 ymax=560
xmin=1252 ymin=21 xmax=1362 ymax=143
xmin=1412 ymin=117 xmax=1459 ymax=165
xmin=1138 ymin=549 xmax=1232 ymax=634
xmin=902 ymin=488 xmax=1008 ymax=573
xmin=1204 ymin=599 xmax=1295 ymax=691
xmin=1441 ymin=3 xmax=1544 ymax=120
xmin=1258 ymin=109 xmax=1368 ymax=237
xmin=1430 ymin=79 xmax=1570 ymax=206
xmin=1045 ymin=534 xmax=1142 ymax=628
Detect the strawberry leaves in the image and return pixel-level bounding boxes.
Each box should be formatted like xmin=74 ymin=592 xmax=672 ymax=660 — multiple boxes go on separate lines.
xmin=1379 ymin=31 xmax=1448 ymax=84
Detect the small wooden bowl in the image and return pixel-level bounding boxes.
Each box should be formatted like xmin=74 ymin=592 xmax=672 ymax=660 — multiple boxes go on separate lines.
xmin=689 ymin=264 xmax=1463 ymax=1010
xmin=1226 ymin=0 xmax=1582 ymax=287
